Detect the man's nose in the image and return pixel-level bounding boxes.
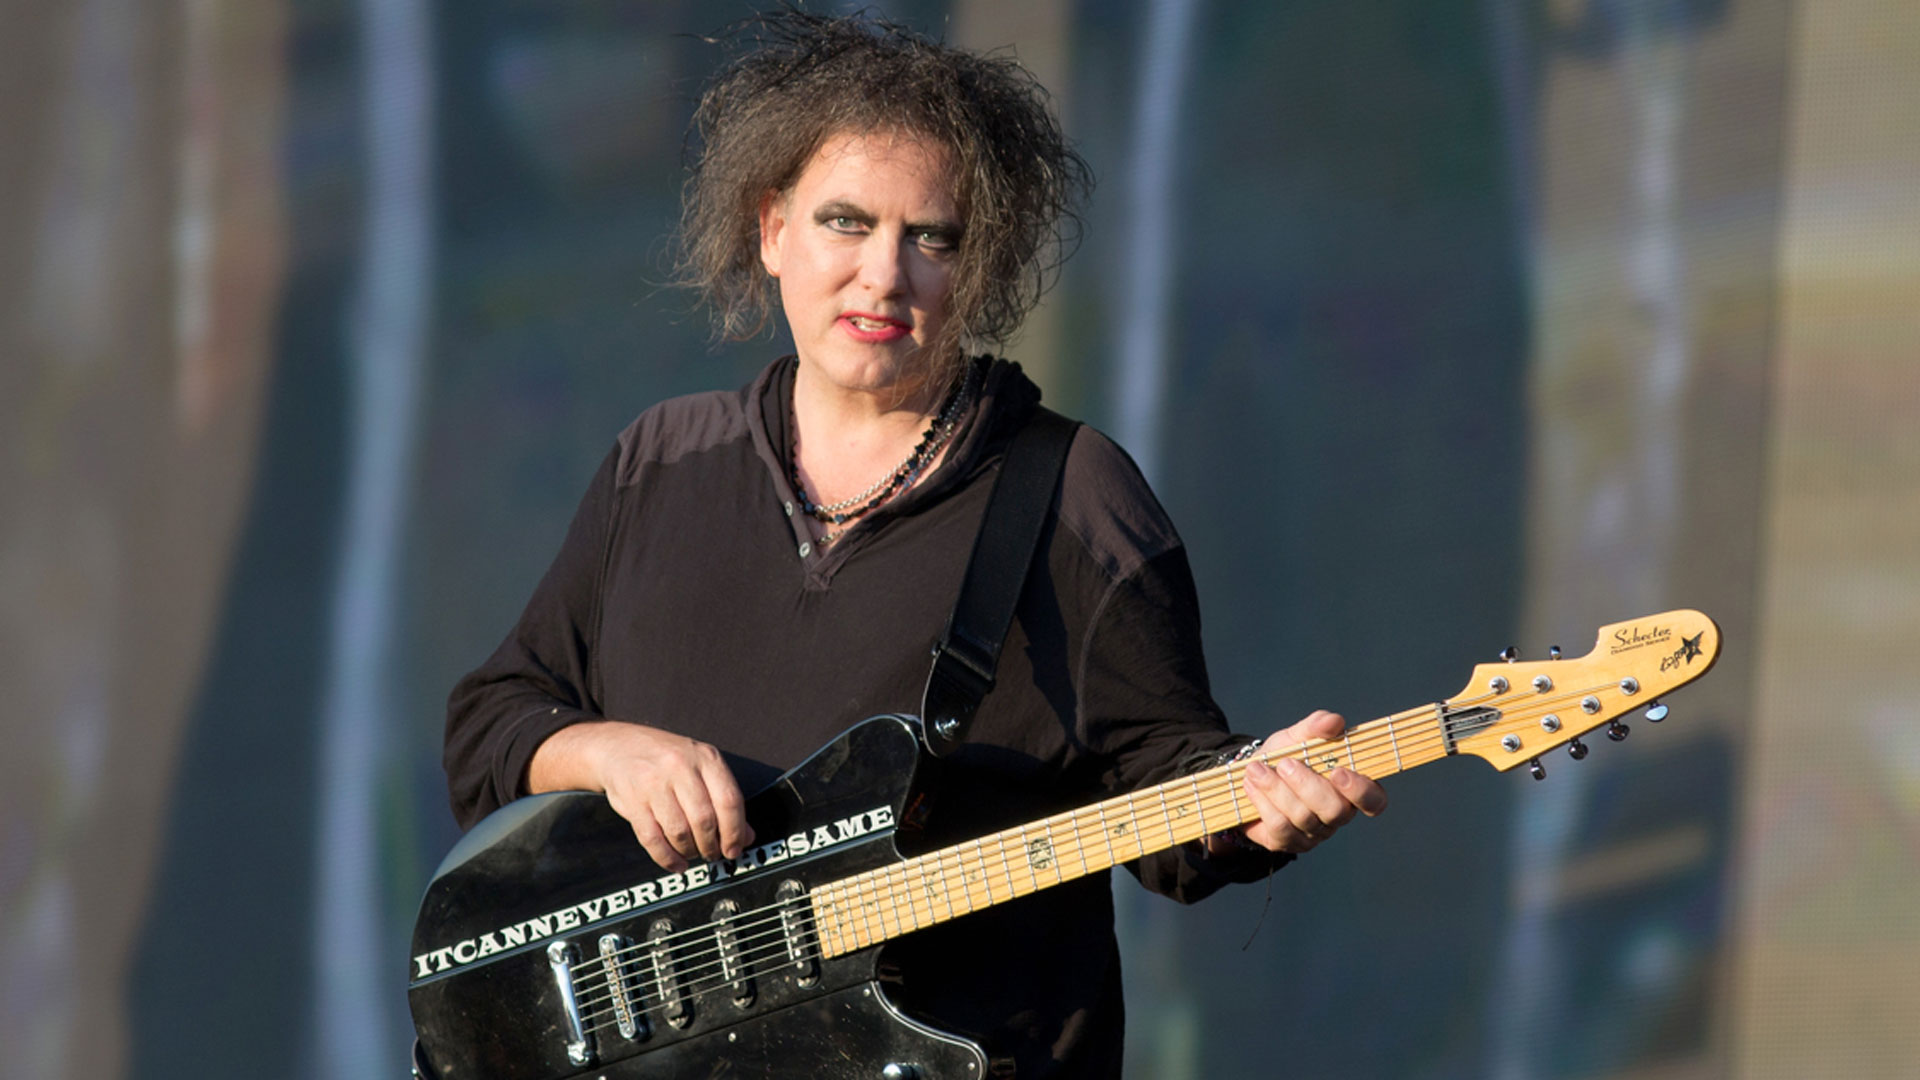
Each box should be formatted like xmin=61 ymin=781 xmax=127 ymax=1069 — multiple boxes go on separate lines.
xmin=857 ymin=234 xmax=909 ymax=296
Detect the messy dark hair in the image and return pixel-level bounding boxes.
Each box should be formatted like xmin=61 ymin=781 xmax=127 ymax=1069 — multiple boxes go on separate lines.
xmin=675 ymin=8 xmax=1092 ymax=368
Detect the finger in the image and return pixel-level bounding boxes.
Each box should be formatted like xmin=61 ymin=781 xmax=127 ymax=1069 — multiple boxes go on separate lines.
xmin=1270 ymin=709 xmax=1348 ymax=749
xmin=649 ymin=790 xmax=703 ymax=868
xmin=1242 ymin=758 xmax=1328 ymax=852
xmin=1330 ymin=766 xmax=1389 ymax=817
xmin=668 ymin=775 xmax=729 ymax=863
xmin=625 ymin=810 xmax=688 ymax=873
xmin=698 ymin=756 xmax=755 ymax=859
xmin=1273 ymin=755 xmax=1358 ymax=829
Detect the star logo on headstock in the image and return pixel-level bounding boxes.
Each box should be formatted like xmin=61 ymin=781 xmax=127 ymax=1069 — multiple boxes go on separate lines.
xmin=1680 ymin=632 xmax=1703 ymax=663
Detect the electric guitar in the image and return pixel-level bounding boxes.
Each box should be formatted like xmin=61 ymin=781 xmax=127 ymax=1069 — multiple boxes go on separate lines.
xmin=408 ymin=610 xmax=1720 ymax=1079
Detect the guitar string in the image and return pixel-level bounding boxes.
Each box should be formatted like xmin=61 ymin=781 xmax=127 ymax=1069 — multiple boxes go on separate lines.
xmin=569 ymin=684 xmax=1644 ymax=1035
xmin=572 ymin=723 xmax=1470 ymax=1029
xmin=578 ymin=730 xmax=1399 ymax=1029
xmin=570 ymin=681 xmax=1623 ymax=989
xmin=566 ymin=679 xmax=1662 ymax=1037
xmin=604 ymin=681 xmax=1603 ymax=970
xmin=564 ymin=683 xmax=1633 ymax=1016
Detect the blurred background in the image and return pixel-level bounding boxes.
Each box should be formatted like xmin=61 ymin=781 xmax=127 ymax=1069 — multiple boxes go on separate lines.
xmin=2 ymin=0 xmax=1915 ymax=1077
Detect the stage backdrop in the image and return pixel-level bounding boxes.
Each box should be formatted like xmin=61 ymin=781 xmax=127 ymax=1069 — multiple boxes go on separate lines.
xmin=1 ymin=1 xmax=1915 ymax=1078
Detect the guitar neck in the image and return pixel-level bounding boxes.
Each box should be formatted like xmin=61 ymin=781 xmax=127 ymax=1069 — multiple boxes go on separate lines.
xmin=808 ymin=607 xmax=1720 ymax=958
xmin=807 ymin=706 xmax=1448 ymax=958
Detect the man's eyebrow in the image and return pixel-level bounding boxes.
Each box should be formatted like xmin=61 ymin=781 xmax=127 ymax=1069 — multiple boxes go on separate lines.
xmin=813 ymin=200 xmax=874 ymax=224
xmin=906 ymin=217 xmax=963 ymax=235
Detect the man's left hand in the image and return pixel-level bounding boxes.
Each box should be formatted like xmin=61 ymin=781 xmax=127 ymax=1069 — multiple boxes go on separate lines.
xmin=1223 ymin=709 xmax=1388 ymax=855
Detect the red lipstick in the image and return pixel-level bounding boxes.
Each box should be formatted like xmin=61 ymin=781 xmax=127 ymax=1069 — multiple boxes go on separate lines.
xmin=837 ymin=312 xmax=912 ymax=344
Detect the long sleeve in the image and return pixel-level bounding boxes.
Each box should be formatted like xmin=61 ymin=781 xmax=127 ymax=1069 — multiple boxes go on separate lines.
xmin=1076 ymin=546 xmax=1293 ymax=901
xmin=443 ymin=445 xmax=620 ymax=828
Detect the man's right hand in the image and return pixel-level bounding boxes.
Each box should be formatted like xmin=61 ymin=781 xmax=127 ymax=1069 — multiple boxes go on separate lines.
xmin=528 ymin=720 xmax=754 ymax=871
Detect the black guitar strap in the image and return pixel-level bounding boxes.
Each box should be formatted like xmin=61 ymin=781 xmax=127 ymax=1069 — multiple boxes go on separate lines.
xmin=920 ymin=405 xmax=1080 ymax=756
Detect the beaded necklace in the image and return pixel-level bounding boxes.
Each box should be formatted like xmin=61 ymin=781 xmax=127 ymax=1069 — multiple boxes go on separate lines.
xmin=789 ymin=363 xmax=978 ymax=545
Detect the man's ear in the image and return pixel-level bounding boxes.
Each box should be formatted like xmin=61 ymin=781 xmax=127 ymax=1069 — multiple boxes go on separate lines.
xmin=758 ymin=191 xmax=786 ymax=278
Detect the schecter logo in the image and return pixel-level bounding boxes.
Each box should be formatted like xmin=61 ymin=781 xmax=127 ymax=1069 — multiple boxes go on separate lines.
xmin=1609 ymin=624 xmax=1672 ymax=655
xmin=1660 ymin=632 xmax=1704 ymax=673
xmin=411 ymin=804 xmax=894 ymax=980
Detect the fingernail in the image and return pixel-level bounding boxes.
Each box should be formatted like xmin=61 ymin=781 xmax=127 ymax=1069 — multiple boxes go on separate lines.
xmin=1247 ymin=759 xmax=1274 ymax=780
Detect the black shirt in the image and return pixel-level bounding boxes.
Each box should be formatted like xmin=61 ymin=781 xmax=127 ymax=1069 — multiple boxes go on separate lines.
xmin=446 ymin=357 xmax=1281 ymax=1076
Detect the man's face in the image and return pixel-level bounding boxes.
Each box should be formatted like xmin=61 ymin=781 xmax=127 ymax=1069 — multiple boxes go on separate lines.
xmin=758 ymin=130 xmax=961 ymax=400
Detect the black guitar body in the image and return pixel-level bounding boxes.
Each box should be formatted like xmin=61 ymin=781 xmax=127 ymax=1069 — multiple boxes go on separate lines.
xmin=409 ymin=715 xmax=990 ymax=1079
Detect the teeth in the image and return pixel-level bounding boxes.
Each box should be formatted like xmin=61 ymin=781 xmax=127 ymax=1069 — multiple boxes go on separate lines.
xmin=849 ymin=316 xmax=894 ymax=330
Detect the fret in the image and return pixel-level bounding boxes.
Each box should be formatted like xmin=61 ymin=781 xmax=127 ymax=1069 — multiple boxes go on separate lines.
xmin=973 ymin=835 xmax=999 ymax=906
xmin=1189 ymin=773 xmax=1209 ymax=840
xmin=995 ymin=830 xmax=1019 ymax=902
xmin=1096 ymin=797 xmax=1119 ymax=871
xmin=895 ymin=861 xmax=921 ymax=934
xmin=859 ymin=873 xmax=884 ymax=949
xmin=962 ymin=840 xmax=987 ymax=912
xmin=1028 ymin=826 xmax=1044 ymax=892
xmin=912 ymin=859 xmax=936 ymax=930
xmin=1229 ymin=762 xmax=1253 ymax=826
xmin=873 ymin=868 xmax=900 ymax=942
xmin=1156 ymin=785 xmax=1178 ymax=852
xmin=935 ymin=848 xmax=961 ymax=922
xmin=1116 ymin=789 xmax=1142 ymax=863
xmin=916 ymin=859 xmax=941 ymax=929
xmin=1385 ymin=717 xmax=1405 ymax=773
xmin=1073 ymin=805 xmax=1094 ymax=878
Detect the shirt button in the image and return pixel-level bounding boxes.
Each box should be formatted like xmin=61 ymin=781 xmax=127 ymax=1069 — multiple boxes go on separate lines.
xmin=798 ymin=542 xmax=812 ymax=558
xmin=784 ymin=501 xmax=794 ymax=517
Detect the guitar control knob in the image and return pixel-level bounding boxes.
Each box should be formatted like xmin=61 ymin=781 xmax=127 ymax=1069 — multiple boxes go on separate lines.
xmin=1607 ymin=721 xmax=1630 ymax=742
xmin=1528 ymin=757 xmax=1546 ymax=781
xmin=1567 ymin=737 xmax=1589 ymax=760
xmin=1645 ymin=700 xmax=1669 ymax=722
xmin=882 ymin=1065 xmax=921 ymax=1080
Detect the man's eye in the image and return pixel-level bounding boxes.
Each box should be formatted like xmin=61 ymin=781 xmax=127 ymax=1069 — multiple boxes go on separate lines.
xmin=915 ymin=230 xmax=957 ymax=252
xmin=828 ymin=216 xmax=862 ymax=231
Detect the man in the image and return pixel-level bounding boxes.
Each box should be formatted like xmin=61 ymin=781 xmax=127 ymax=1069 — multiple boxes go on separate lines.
xmin=444 ymin=11 xmax=1385 ymax=1075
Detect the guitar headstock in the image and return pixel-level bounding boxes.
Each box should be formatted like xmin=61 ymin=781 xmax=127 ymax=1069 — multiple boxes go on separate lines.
xmin=1446 ymin=609 xmax=1720 ymax=774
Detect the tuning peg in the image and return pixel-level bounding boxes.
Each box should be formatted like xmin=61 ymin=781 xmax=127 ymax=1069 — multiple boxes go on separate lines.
xmin=1607 ymin=720 xmax=1630 ymax=742
xmin=1528 ymin=757 xmax=1546 ymax=780
xmin=1566 ymin=737 xmax=1588 ymax=760
xmin=1645 ymin=700 xmax=1669 ymax=722
xmin=1549 ymin=645 xmax=1562 ymax=660
xmin=1500 ymin=646 xmax=1519 ymax=663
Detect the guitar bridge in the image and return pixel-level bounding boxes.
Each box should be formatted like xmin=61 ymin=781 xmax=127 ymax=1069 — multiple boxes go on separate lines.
xmin=712 ymin=899 xmax=756 ymax=1008
xmin=597 ymin=933 xmax=649 ymax=1042
xmin=776 ymin=879 xmax=820 ymax=986
xmin=546 ymin=940 xmax=594 ymax=1067
xmin=646 ymin=918 xmax=694 ymax=1029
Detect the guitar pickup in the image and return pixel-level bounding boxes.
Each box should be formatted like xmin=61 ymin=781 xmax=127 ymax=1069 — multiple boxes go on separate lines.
xmin=711 ymin=899 xmax=756 ymax=1008
xmin=597 ymin=934 xmax=648 ymax=1042
xmin=645 ymin=918 xmax=693 ymax=1029
xmin=775 ymin=879 xmax=819 ymax=986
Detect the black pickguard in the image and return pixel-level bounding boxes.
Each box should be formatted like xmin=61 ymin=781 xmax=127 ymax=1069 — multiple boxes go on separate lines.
xmin=408 ymin=715 xmax=991 ymax=1079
